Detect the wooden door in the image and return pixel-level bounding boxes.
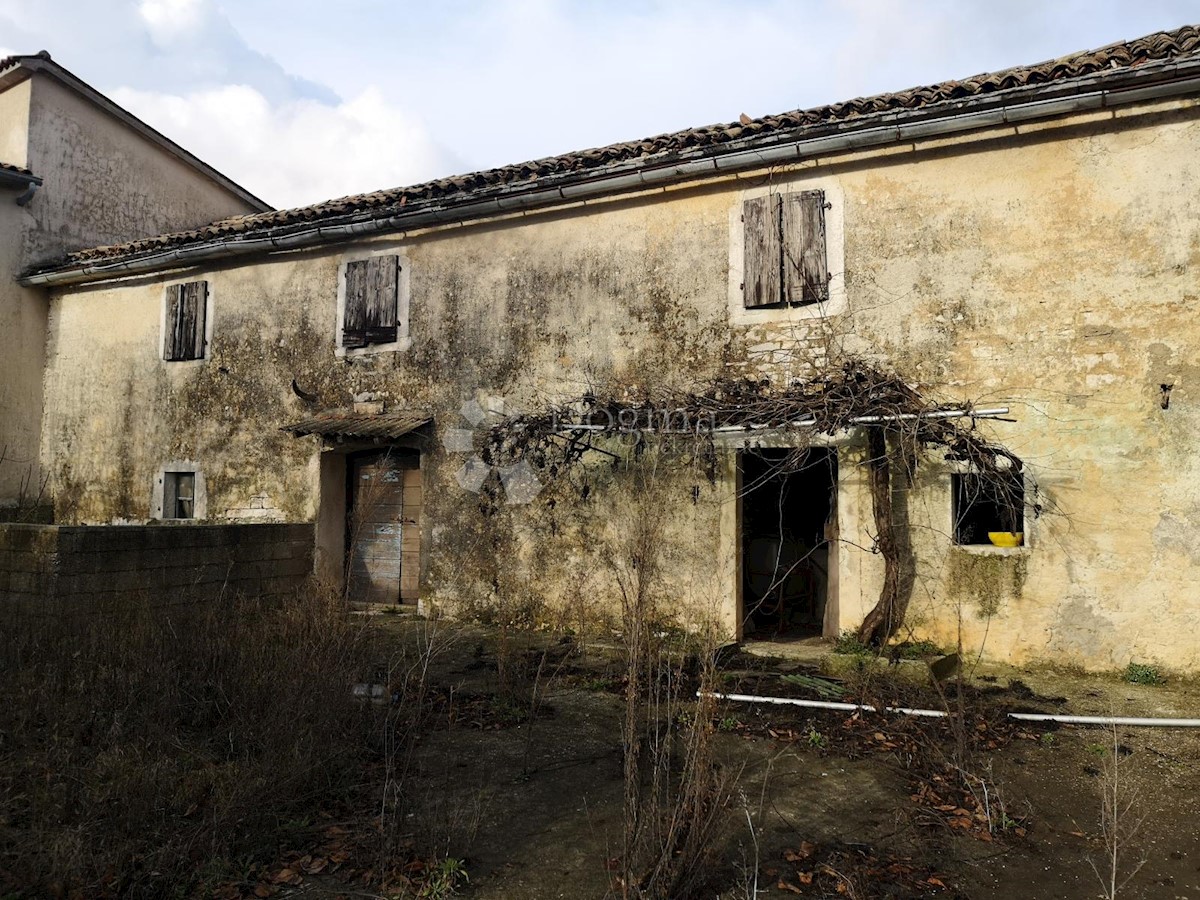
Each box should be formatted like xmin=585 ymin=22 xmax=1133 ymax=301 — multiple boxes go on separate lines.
xmin=347 ymin=452 xmax=421 ymax=604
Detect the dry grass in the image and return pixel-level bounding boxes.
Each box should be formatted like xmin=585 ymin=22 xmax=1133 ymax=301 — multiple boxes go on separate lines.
xmin=0 ymin=586 xmax=380 ymax=898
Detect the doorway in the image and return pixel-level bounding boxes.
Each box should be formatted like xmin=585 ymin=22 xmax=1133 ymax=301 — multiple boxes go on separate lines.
xmin=346 ymin=449 xmax=421 ymax=605
xmin=740 ymin=447 xmax=836 ymax=638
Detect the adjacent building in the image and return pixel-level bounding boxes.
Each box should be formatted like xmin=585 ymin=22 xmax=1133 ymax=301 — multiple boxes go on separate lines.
xmin=0 ymin=51 xmax=268 ymax=511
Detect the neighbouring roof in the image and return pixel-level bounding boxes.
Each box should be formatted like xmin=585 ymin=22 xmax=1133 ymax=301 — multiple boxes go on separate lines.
xmin=0 ymin=160 xmax=40 ymax=184
xmin=25 ymin=24 xmax=1200 ymax=280
xmin=0 ymin=51 xmax=269 ymax=212
xmin=284 ymin=409 xmax=433 ymax=441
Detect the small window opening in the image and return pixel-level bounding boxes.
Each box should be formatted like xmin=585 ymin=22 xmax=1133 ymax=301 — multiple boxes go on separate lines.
xmin=953 ymin=471 xmax=1024 ymax=546
xmin=164 ymin=471 xmax=196 ymax=519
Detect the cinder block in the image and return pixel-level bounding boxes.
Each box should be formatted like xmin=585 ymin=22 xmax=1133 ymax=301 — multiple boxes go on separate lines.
xmin=268 ymin=556 xmax=313 ymax=579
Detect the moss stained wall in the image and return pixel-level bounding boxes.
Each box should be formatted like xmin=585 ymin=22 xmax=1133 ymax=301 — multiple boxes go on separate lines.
xmin=38 ymin=97 xmax=1200 ymax=669
xmin=1 ymin=71 xmax=261 ymax=509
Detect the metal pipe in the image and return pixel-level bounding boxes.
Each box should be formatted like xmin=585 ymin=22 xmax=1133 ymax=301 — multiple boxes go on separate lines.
xmin=14 ymin=182 xmax=38 ymax=206
xmin=21 ymin=56 xmax=1200 ymax=289
xmin=703 ymin=692 xmax=1200 ymax=728
xmin=554 ymin=406 xmax=1010 ymax=435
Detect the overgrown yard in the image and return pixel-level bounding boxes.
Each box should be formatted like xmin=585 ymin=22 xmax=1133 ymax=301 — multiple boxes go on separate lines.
xmin=2 ymin=597 xmax=1199 ymax=899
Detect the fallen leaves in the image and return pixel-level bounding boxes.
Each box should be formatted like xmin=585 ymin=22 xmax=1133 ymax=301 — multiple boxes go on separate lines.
xmin=773 ymin=841 xmax=952 ymax=897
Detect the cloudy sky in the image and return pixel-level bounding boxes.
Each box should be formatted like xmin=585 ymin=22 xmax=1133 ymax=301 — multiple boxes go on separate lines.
xmin=2 ymin=0 xmax=1197 ymax=209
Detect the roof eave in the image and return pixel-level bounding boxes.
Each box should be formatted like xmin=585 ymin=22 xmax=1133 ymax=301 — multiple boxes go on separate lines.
xmin=0 ymin=168 xmax=41 ymax=188
xmin=21 ymin=52 xmax=1200 ymax=289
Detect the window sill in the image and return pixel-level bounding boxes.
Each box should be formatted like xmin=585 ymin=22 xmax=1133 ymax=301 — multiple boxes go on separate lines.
xmin=336 ymin=335 xmax=412 ymax=359
xmin=953 ymin=544 xmax=1030 ymax=556
xmin=728 ymin=296 xmax=843 ymax=326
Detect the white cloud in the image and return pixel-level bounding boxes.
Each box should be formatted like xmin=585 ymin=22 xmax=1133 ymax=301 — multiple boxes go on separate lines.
xmin=112 ymin=84 xmax=458 ymax=209
xmin=138 ymin=0 xmax=207 ymax=45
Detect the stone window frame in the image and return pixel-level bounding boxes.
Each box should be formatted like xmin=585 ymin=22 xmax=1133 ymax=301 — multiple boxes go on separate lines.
xmin=727 ymin=177 xmax=846 ymax=325
xmin=152 ymin=462 xmax=207 ymax=521
xmin=945 ymin=460 xmax=1034 ymax=555
xmin=158 ymin=279 xmax=215 ymax=366
xmin=335 ymin=246 xmax=413 ymax=358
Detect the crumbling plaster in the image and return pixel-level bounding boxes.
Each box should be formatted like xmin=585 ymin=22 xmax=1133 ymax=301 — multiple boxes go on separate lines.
xmin=39 ymin=97 xmax=1200 ymax=669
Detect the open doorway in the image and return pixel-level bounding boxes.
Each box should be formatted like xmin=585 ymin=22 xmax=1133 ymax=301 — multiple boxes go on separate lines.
xmin=741 ymin=447 xmax=836 ymax=638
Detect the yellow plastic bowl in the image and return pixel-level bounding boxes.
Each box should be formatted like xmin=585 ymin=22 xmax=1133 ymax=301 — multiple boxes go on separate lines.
xmin=988 ymin=532 xmax=1023 ymax=547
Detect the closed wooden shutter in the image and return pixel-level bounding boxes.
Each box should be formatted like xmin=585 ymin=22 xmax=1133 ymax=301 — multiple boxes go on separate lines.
xmin=164 ymin=281 xmax=207 ymax=361
xmin=343 ymin=260 xmax=369 ymax=348
xmin=782 ymin=190 xmax=829 ymax=305
xmin=743 ymin=195 xmax=782 ymax=308
xmin=343 ymin=255 xmax=399 ymax=348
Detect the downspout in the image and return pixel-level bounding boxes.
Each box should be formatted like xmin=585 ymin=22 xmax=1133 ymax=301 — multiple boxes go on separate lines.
xmin=15 ymin=182 xmax=38 ymax=206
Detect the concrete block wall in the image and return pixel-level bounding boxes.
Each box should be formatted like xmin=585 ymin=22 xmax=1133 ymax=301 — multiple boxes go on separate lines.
xmin=0 ymin=523 xmax=314 ymax=604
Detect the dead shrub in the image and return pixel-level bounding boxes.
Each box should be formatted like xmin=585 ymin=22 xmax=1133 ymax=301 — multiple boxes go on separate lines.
xmin=0 ymin=586 xmax=378 ymax=898
xmin=611 ymin=462 xmax=738 ymax=899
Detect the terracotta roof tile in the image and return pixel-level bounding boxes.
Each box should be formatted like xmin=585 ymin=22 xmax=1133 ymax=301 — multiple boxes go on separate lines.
xmin=33 ymin=24 xmax=1200 ymax=273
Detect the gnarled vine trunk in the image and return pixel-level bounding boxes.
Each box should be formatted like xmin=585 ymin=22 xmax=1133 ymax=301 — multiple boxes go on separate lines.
xmin=856 ymin=426 xmax=914 ymax=647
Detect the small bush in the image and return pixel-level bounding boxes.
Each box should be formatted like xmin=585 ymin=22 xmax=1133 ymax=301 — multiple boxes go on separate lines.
xmin=1124 ymin=662 xmax=1164 ymax=685
xmin=891 ymin=639 xmax=944 ymax=660
xmin=831 ymin=630 xmax=869 ymax=655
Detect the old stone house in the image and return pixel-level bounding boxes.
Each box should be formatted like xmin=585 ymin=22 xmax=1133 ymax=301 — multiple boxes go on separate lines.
xmin=0 ymin=51 xmax=268 ymax=508
xmin=5 ymin=26 xmax=1200 ymax=670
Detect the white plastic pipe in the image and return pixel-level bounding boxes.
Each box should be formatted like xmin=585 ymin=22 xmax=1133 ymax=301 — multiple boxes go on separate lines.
xmin=702 ymin=692 xmax=1200 ymax=728
xmin=701 ymin=691 xmax=948 ymax=718
xmin=1008 ymin=712 xmax=1200 ymax=727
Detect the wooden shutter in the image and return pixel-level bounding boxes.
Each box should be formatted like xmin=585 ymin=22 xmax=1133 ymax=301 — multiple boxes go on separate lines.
xmin=364 ymin=255 xmax=398 ymax=343
xmin=782 ymin=190 xmax=829 ymax=305
xmin=343 ymin=255 xmax=399 ymax=348
xmin=743 ymin=195 xmax=782 ymax=308
xmin=164 ymin=281 xmax=207 ymax=360
xmin=343 ymin=260 xmax=370 ymax=348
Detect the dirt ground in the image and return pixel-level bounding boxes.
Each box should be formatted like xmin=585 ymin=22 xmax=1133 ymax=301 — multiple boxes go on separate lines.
xmin=283 ymin=618 xmax=1200 ymax=900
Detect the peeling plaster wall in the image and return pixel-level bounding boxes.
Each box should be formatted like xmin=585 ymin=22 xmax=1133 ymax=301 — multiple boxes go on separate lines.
xmin=22 ymin=76 xmax=259 ymax=265
xmin=0 ymin=71 xmax=262 ymax=508
xmin=39 ymin=97 xmax=1200 ymax=670
xmin=0 ymin=199 xmax=45 ymax=508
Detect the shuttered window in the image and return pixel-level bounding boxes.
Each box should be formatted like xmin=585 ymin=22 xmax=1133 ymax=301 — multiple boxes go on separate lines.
xmin=164 ymin=281 xmax=208 ymax=361
xmin=343 ymin=255 xmax=400 ymax=349
xmin=742 ymin=191 xmax=828 ymax=308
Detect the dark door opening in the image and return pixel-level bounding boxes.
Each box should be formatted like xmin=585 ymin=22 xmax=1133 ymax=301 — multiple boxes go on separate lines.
xmin=741 ymin=447 xmax=836 ymax=638
xmin=346 ymin=449 xmax=421 ymax=605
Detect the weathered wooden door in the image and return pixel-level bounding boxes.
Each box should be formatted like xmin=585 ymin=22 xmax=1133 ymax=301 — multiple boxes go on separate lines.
xmin=347 ymin=452 xmax=421 ymax=604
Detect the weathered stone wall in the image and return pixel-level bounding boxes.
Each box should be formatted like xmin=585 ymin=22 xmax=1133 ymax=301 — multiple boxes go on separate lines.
xmin=0 ymin=523 xmax=313 ymax=604
xmin=36 ymin=95 xmax=1200 ymax=669
xmin=22 ymin=76 xmax=263 ymax=267
xmin=0 ymin=69 xmax=264 ymax=510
